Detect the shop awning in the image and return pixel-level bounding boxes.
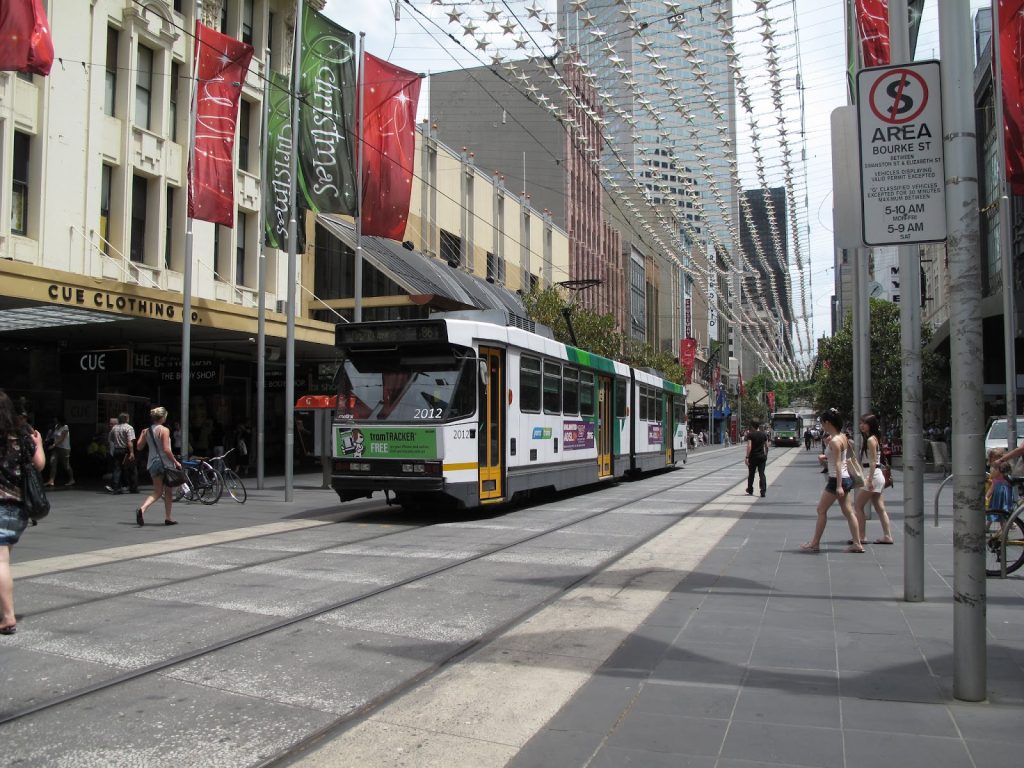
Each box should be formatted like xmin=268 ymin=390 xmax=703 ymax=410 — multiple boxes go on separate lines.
xmin=316 ymin=215 xmax=526 ymax=315
xmin=686 ymin=382 xmax=709 ymax=406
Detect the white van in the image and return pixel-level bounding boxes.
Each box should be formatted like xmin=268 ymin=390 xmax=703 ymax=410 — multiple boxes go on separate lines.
xmin=985 ymin=417 xmax=1024 ymax=455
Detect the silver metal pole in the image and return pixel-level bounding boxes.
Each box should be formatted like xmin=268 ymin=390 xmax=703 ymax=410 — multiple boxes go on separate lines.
xmin=256 ymin=48 xmax=271 ymax=491
xmin=939 ymin=0 xmax=987 ymax=702
xmin=181 ymin=0 xmax=202 ymax=459
xmin=851 ymin=249 xmax=863 ymax=432
xmin=993 ymin=6 xmax=1019 ymax=449
xmin=354 ymin=32 xmax=366 ymax=323
xmin=285 ymin=0 xmax=302 ymax=501
xmin=889 ymin=0 xmax=925 ymax=602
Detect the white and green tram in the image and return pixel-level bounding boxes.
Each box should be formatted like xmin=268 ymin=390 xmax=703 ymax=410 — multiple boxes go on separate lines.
xmin=330 ymin=311 xmax=687 ymax=509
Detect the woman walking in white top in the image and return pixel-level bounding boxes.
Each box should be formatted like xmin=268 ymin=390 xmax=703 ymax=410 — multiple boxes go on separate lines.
xmin=801 ymin=408 xmax=864 ymax=553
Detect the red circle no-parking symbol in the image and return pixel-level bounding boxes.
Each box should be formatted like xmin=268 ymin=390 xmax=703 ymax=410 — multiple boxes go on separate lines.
xmin=868 ymin=68 xmax=929 ymax=125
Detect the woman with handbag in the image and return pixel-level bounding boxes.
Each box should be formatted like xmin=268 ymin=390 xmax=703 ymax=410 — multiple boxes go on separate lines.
xmin=854 ymin=413 xmax=895 ymax=545
xmin=135 ymin=406 xmax=180 ymax=527
xmin=0 ymin=390 xmax=46 ymax=635
xmin=800 ymin=408 xmax=864 ymax=554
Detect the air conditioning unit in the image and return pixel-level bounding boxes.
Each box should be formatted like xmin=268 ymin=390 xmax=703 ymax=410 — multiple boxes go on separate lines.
xmin=275 ymin=300 xmax=287 ymax=314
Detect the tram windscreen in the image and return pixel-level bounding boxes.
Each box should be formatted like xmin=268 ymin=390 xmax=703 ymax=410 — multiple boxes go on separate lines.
xmin=335 ymin=348 xmax=477 ymax=422
xmin=773 ymin=416 xmax=799 ymax=433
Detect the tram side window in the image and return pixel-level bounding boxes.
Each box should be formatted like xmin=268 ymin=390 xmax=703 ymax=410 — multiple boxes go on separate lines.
xmin=615 ymin=379 xmax=626 ymax=418
xmin=580 ymin=371 xmax=595 ymax=416
xmin=655 ymin=392 xmax=663 ymax=422
xmin=563 ymin=368 xmax=579 ymax=415
xmin=543 ymin=361 xmax=562 ymax=414
xmin=520 ymin=356 xmax=541 ymax=412
xmin=639 ymin=387 xmax=648 ymax=421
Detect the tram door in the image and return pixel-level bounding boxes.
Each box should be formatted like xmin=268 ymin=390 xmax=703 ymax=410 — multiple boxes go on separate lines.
xmin=665 ymin=394 xmax=674 ymax=465
xmin=478 ymin=347 xmax=504 ymax=501
xmin=597 ymin=376 xmax=613 ymax=477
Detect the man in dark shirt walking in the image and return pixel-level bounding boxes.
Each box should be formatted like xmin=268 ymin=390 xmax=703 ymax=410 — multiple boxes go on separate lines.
xmin=745 ymin=419 xmax=770 ymax=497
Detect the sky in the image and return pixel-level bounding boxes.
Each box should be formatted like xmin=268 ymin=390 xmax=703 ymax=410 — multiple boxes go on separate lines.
xmin=321 ymin=0 xmax=992 ymax=351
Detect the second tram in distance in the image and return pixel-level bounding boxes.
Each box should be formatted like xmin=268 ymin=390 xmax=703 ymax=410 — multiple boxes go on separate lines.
xmin=330 ymin=310 xmax=688 ymax=510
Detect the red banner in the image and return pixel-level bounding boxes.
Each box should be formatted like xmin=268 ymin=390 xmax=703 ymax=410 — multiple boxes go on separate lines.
xmin=188 ymin=22 xmax=253 ymax=226
xmin=679 ymin=337 xmax=697 ymax=384
xmin=856 ymin=0 xmax=890 ymax=67
xmin=999 ymin=0 xmax=1024 ymax=194
xmin=0 ymin=0 xmax=54 ymax=75
xmin=360 ymin=53 xmax=422 ymax=240
xmin=767 ymin=391 xmax=776 ymax=413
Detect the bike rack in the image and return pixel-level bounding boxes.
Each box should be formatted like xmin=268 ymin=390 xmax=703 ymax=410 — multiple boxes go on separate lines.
xmin=933 ymin=473 xmax=954 ymax=527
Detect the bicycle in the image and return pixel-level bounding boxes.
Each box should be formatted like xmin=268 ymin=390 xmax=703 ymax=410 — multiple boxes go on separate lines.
xmin=208 ymin=447 xmax=247 ymax=504
xmin=173 ymin=456 xmax=223 ymax=505
xmin=985 ymin=477 xmax=1024 ymax=577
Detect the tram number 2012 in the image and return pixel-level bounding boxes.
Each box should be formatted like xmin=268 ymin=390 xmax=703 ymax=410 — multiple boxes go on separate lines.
xmin=414 ymin=408 xmax=444 ymax=419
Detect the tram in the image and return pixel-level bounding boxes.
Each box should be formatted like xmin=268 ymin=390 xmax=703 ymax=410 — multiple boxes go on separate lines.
xmin=329 ymin=310 xmax=687 ymax=509
xmin=770 ymin=410 xmax=802 ymax=447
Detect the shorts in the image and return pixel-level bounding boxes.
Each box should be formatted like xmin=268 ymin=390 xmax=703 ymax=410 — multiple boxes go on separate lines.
xmin=0 ymin=501 xmax=28 ymax=546
xmin=825 ymin=476 xmax=854 ymax=495
xmin=147 ymin=460 xmax=165 ymax=479
xmin=867 ymin=467 xmax=886 ymax=494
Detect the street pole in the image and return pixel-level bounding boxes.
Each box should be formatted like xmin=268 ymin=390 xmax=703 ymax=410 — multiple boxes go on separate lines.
xmin=256 ymin=48 xmax=271 ymax=491
xmin=890 ymin=0 xmax=925 ymax=603
xmin=993 ymin=5 xmax=1018 ymax=448
xmin=180 ymin=0 xmax=202 ymax=460
xmin=284 ymin=0 xmax=302 ymax=502
xmin=938 ymin=0 xmax=987 ymax=702
xmin=354 ymin=32 xmax=366 ymax=323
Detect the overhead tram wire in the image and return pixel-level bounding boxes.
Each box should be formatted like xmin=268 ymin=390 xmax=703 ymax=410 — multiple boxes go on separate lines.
xmin=484 ymin=3 xmax=797 ymax=371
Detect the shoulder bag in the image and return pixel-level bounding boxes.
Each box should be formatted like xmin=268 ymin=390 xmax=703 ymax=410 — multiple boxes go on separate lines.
xmin=149 ymin=427 xmax=186 ymax=487
xmin=845 ymin=444 xmax=865 ymax=488
xmin=20 ymin=433 xmax=50 ymax=521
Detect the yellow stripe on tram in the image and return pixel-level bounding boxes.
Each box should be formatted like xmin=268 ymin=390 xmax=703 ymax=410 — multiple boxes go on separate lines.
xmin=443 ymin=462 xmax=479 ymax=472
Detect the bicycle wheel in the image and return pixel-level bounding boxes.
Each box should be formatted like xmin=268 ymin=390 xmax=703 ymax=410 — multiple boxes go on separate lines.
xmin=985 ymin=514 xmax=1024 ymax=576
xmin=222 ymin=469 xmax=247 ymax=503
xmin=193 ymin=461 xmax=223 ymax=505
xmin=173 ymin=465 xmax=201 ymax=503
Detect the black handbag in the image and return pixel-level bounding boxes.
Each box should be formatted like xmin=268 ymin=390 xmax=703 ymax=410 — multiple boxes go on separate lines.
xmin=150 ymin=427 xmax=185 ymax=487
xmin=20 ymin=435 xmax=50 ymax=522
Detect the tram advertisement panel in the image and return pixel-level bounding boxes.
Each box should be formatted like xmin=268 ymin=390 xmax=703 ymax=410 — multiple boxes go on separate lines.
xmin=648 ymin=424 xmax=663 ymax=444
xmin=563 ymin=421 xmax=595 ymax=450
xmin=334 ymin=427 xmax=439 ymax=459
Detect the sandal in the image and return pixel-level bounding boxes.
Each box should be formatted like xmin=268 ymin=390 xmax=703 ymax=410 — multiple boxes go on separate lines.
xmin=0 ymin=624 xmax=16 ymax=635
xmin=873 ymin=538 xmax=894 ymax=545
xmin=845 ymin=545 xmax=866 ymax=554
xmin=799 ymin=543 xmax=820 ymax=553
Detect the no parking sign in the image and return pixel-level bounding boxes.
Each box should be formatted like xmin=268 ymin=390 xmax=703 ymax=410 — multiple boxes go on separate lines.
xmin=857 ymin=61 xmax=946 ymax=246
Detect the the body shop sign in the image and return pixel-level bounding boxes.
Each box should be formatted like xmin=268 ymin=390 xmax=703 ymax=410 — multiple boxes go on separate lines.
xmin=335 ymin=426 xmax=439 ymax=459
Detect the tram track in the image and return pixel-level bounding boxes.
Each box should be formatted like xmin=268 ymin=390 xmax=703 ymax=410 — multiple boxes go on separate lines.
xmin=2 ymin=447 xmax=776 ymax=763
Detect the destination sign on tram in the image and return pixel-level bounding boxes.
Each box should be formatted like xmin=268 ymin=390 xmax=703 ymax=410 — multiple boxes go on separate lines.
xmin=857 ymin=60 xmax=946 ymax=246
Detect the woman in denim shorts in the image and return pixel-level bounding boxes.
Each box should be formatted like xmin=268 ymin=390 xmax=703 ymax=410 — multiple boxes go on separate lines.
xmin=801 ymin=408 xmax=864 ymax=554
xmin=0 ymin=390 xmax=47 ymax=635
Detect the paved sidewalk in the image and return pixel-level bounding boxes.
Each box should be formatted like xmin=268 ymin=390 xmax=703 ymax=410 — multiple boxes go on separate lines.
xmin=506 ymin=452 xmax=1024 ymax=768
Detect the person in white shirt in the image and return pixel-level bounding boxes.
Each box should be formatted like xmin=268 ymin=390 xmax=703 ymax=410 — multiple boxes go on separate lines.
xmin=106 ymin=413 xmax=137 ymax=494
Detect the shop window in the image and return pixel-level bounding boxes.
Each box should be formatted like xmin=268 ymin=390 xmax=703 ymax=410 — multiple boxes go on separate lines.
xmin=520 ymin=356 xmax=540 ymax=412
xmin=563 ymin=368 xmax=579 ymax=416
xmin=169 ymin=62 xmax=180 ymax=142
xmin=220 ymin=1 xmax=229 ymax=34
xmin=580 ymin=371 xmax=595 ymax=416
xmin=11 ymin=132 xmax=29 ymax=235
xmin=165 ymin=187 xmax=175 ymax=269
xmin=100 ymin=164 xmax=112 ymax=253
xmin=440 ymin=229 xmax=460 ymax=267
xmin=130 ymin=174 xmax=148 ymax=263
xmin=236 ymin=211 xmax=247 ymax=285
xmin=242 ymin=0 xmax=254 ymax=45
xmin=136 ymin=44 xmax=153 ymax=131
xmin=104 ymin=27 xmax=118 ymax=117
xmin=543 ymin=360 xmax=561 ymax=415
xmin=238 ymin=100 xmax=251 ymax=171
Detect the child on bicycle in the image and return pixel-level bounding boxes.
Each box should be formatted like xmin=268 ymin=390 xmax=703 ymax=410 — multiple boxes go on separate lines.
xmin=986 ymin=447 xmax=1013 ymax=519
